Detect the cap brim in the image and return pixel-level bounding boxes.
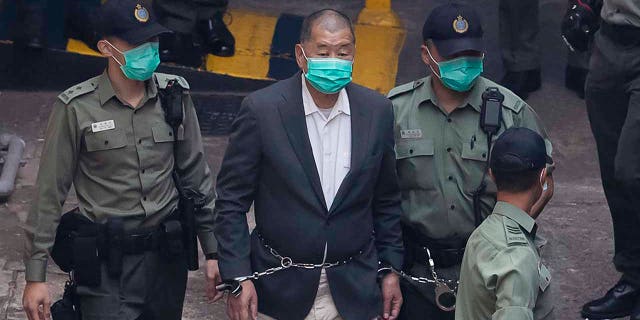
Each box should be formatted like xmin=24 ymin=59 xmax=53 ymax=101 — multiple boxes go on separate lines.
xmin=122 ymin=23 xmax=172 ymax=45
xmin=432 ymin=37 xmax=484 ymax=58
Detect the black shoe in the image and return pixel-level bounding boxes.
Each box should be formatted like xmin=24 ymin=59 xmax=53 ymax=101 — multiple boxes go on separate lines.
xmin=159 ymin=33 xmax=204 ymax=68
xmin=198 ymin=12 xmax=235 ymax=57
xmin=565 ymin=65 xmax=588 ymax=99
xmin=581 ymin=279 xmax=639 ymax=319
xmin=500 ymin=69 xmax=541 ymax=100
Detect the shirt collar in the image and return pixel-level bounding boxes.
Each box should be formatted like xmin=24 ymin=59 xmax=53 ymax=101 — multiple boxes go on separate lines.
xmin=96 ymin=70 xmax=159 ymax=107
xmin=492 ymin=201 xmax=537 ymax=234
xmin=419 ymin=75 xmax=484 ymax=113
xmin=301 ymin=74 xmax=351 ymax=117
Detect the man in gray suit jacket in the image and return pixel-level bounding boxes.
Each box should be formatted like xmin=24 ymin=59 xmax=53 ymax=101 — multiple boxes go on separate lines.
xmin=214 ymin=9 xmax=404 ymax=320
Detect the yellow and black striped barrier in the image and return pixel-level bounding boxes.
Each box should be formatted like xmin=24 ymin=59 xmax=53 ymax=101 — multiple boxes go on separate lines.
xmin=66 ymin=0 xmax=406 ymax=94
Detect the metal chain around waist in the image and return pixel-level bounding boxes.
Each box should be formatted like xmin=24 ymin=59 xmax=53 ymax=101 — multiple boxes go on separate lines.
xmin=237 ymin=240 xmax=365 ymax=281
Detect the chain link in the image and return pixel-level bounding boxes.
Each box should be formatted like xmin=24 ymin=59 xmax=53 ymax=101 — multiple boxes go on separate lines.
xmin=238 ymin=240 xmax=363 ymax=281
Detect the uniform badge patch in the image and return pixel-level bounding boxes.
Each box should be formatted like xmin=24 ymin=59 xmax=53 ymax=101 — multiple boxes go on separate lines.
xmin=401 ymin=129 xmax=423 ymax=139
xmin=134 ymin=4 xmax=149 ymax=23
xmin=91 ymin=120 xmax=116 ymax=133
xmin=453 ymin=15 xmax=469 ymax=34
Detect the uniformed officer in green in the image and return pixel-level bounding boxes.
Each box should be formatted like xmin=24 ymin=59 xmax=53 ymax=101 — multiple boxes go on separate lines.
xmin=455 ymin=127 xmax=555 ymax=320
xmin=21 ymin=1 xmax=222 ymax=319
xmin=581 ymin=1 xmax=640 ymax=319
xmin=388 ymin=3 xmax=554 ymax=319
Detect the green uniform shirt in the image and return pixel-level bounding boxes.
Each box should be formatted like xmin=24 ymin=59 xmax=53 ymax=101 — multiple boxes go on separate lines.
xmin=601 ymin=0 xmax=640 ymax=27
xmin=23 ymin=71 xmax=217 ymax=282
xmin=388 ymin=76 xmax=553 ymax=246
xmin=455 ymin=202 xmax=555 ymax=320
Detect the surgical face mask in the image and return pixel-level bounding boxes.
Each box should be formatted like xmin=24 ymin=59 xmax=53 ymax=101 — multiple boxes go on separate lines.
xmin=301 ymin=47 xmax=353 ymax=94
xmin=426 ymin=47 xmax=484 ymax=92
xmin=106 ymin=41 xmax=160 ymax=81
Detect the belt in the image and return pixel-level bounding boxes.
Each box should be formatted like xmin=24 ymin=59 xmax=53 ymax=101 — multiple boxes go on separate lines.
xmin=402 ymin=226 xmax=466 ymax=268
xmin=410 ymin=245 xmax=464 ymax=269
xmin=601 ymin=21 xmax=640 ymax=46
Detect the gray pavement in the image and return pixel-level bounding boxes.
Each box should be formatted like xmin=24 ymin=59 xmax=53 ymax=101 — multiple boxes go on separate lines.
xmin=0 ymin=0 xmax=626 ymax=319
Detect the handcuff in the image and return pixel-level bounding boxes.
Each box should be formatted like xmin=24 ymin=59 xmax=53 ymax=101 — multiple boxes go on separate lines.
xmin=216 ymin=280 xmax=243 ymax=298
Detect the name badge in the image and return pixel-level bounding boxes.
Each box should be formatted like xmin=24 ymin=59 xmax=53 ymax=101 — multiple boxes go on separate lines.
xmin=401 ymin=129 xmax=423 ymax=139
xmin=91 ymin=120 xmax=116 ymax=133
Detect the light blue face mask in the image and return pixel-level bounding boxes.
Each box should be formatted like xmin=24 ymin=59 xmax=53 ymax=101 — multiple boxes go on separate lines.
xmin=107 ymin=41 xmax=161 ymax=81
xmin=427 ymin=47 xmax=484 ymax=92
xmin=301 ymin=48 xmax=353 ymax=94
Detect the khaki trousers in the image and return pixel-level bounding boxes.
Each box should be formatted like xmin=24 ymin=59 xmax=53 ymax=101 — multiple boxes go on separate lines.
xmin=259 ymin=269 xmax=342 ymax=320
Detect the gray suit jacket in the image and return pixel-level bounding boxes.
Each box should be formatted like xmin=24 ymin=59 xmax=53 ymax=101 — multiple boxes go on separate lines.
xmin=214 ymin=73 xmax=403 ymax=320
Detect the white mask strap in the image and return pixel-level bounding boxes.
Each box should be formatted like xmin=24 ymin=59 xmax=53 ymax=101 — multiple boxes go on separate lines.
xmin=103 ymin=40 xmax=125 ymax=67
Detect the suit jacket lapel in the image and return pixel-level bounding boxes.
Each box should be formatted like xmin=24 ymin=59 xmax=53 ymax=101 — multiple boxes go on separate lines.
xmin=277 ymin=74 xmax=328 ymax=212
xmin=329 ymin=84 xmax=373 ymax=214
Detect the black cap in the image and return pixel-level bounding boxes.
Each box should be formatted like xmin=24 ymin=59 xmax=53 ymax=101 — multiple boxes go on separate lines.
xmin=490 ymin=128 xmax=552 ymax=173
xmin=98 ymin=0 xmax=170 ymax=45
xmin=422 ymin=3 xmax=484 ymax=57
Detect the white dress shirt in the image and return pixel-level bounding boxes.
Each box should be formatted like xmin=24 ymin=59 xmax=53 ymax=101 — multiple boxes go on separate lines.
xmin=301 ymin=75 xmax=351 ymax=210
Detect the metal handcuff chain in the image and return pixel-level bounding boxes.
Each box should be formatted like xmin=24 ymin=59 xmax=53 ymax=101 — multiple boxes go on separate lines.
xmin=237 ymin=242 xmax=362 ymax=282
xmin=386 ymin=248 xmax=458 ymax=312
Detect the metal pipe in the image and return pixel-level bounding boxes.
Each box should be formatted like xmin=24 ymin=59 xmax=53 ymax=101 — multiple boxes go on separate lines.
xmin=0 ymin=133 xmax=25 ymax=199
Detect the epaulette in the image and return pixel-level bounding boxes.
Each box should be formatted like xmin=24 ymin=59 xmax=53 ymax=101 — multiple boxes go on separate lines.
xmin=387 ymin=79 xmax=425 ymax=99
xmin=57 ymin=76 xmax=100 ymax=104
xmin=503 ymin=217 xmax=529 ymax=247
xmin=154 ymin=73 xmax=190 ymax=90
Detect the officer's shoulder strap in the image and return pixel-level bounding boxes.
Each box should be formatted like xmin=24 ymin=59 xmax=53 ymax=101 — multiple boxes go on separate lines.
xmin=154 ymin=73 xmax=190 ymax=90
xmin=57 ymin=76 xmax=100 ymax=105
xmin=387 ymin=78 xmax=426 ymax=99
xmin=502 ymin=216 xmax=529 ymax=247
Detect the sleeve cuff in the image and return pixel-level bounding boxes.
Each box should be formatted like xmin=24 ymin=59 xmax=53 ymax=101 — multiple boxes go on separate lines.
xmin=198 ymin=231 xmax=218 ymax=256
xmin=25 ymin=259 xmax=48 ymax=282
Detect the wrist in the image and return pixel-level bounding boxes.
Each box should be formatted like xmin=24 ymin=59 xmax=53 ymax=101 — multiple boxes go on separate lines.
xmin=205 ymin=252 xmax=218 ymax=260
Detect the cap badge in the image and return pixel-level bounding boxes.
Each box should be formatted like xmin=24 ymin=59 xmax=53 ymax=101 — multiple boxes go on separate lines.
xmin=453 ymin=15 xmax=469 ymax=34
xmin=134 ymin=4 xmax=149 ymax=23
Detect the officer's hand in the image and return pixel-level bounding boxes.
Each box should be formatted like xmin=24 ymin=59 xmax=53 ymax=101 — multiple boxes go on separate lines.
xmin=381 ymin=273 xmax=402 ymax=320
xmin=205 ymin=259 xmax=224 ymax=302
xmin=23 ymin=281 xmax=51 ymax=320
xmin=226 ymin=281 xmax=258 ymax=320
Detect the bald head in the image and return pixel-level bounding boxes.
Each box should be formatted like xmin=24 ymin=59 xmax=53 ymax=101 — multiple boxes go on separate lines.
xmin=300 ymin=9 xmax=355 ymax=44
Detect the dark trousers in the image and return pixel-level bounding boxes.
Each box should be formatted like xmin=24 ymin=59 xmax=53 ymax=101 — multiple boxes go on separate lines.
xmin=586 ymin=29 xmax=640 ymax=285
xmin=154 ymin=0 xmax=228 ymax=34
xmin=398 ymin=279 xmax=454 ymax=320
xmin=499 ymin=0 xmax=540 ymax=72
xmin=78 ymin=251 xmax=188 ymax=320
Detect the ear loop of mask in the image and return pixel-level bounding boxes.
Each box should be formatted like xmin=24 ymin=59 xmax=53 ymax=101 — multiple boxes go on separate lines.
xmin=103 ymin=40 xmax=125 ymax=67
xmin=425 ymin=46 xmax=442 ymax=78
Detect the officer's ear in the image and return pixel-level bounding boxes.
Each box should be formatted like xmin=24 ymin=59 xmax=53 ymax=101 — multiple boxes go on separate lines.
xmin=539 ymin=167 xmax=548 ymax=187
xmin=97 ymin=39 xmax=116 ymax=58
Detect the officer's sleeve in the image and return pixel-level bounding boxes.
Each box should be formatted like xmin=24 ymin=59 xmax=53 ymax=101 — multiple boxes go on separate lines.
xmin=213 ymin=96 xmax=261 ymax=280
xmin=175 ymin=94 xmax=218 ymax=256
xmin=487 ymin=247 xmax=539 ymax=320
xmin=23 ymin=101 xmax=80 ymax=282
xmin=515 ymin=104 xmax=555 ymax=173
xmin=372 ymin=100 xmax=404 ymax=270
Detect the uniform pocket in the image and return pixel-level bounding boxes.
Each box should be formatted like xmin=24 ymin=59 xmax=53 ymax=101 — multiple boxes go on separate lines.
xmin=395 ymin=139 xmax=435 ymax=190
xmin=152 ymin=124 xmax=176 ymax=143
xmin=84 ymin=129 xmax=127 ymax=152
